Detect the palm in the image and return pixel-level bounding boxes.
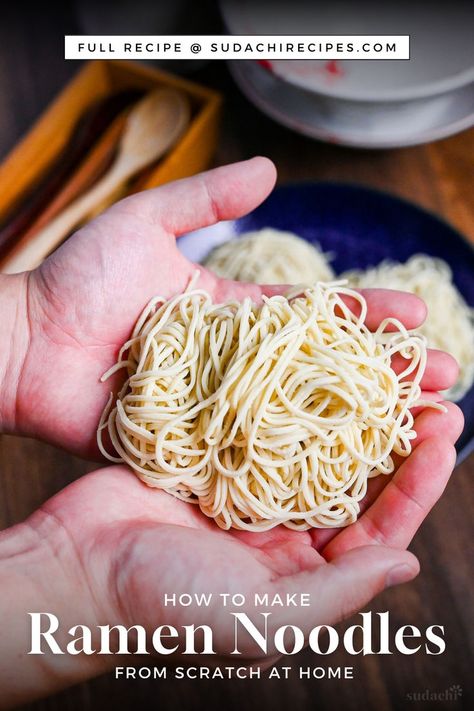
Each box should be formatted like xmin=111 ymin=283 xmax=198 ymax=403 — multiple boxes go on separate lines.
xmin=42 ymin=464 xmax=325 ymax=656
xmin=16 ymin=161 xmax=280 ymax=456
xmin=20 ymin=211 xmax=257 ymax=456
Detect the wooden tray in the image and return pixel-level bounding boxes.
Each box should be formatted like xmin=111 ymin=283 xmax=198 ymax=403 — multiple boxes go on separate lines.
xmin=0 ymin=60 xmax=222 ymax=264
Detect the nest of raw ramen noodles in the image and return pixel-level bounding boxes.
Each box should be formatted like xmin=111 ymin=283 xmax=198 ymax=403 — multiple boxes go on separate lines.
xmin=98 ymin=277 xmax=436 ymax=531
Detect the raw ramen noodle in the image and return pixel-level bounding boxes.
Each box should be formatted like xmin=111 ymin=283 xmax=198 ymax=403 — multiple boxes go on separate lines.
xmin=98 ymin=276 xmax=440 ymax=531
xmin=204 ymin=228 xmax=334 ymax=284
xmin=342 ymin=256 xmax=474 ymax=401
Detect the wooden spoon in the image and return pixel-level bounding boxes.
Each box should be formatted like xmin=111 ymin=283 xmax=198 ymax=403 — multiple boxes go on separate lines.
xmin=0 ymin=90 xmax=142 ymax=254
xmin=1 ymin=88 xmax=190 ymax=273
xmin=15 ymin=110 xmax=129 ymax=242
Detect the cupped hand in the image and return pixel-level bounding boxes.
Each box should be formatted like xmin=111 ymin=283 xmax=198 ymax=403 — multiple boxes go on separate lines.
xmin=22 ymin=463 xmax=420 ymax=670
xmin=0 ymin=453 xmax=431 ymax=705
xmin=12 ymin=158 xmax=276 ymax=455
xmin=9 ymin=157 xmax=461 ymax=461
xmin=21 ymin=387 xmax=461 ymax=676
xmin=1 ymin=386 xmax=461 ymax=704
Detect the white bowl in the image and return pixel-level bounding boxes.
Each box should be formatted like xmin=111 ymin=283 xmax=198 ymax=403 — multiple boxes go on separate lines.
xmin=221 ymin=0 xmax=474 ymax=147
xmin=230 ymin=59 xmax=474 ymax=148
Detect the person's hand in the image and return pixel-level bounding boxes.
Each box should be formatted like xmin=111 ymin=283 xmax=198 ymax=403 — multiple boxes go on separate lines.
xmin=3 ymin=463 xmax=419 ymax=705
xmin=1 ymin=158 xmax=275 ymax=453
xmin=0 ymin=389 xmax=462 ymax=707
xmin=0 ymin=157 xmax=461 ymax=459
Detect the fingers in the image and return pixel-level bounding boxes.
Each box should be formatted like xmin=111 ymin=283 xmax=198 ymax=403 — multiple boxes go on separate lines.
xmin=214 ymin=283 xmax=430 ymax=342
xmin=267 ymin=546 xmax=419 ymax=634
xmin=323 ymin=436 xmax=457 ymax=559
xmin=391 ymin=349 xmax=459 ymax=392
xmin=356 ymin=402 xmax=461 ymax=502
xmin=122 ymin=157 xmax=277 ymax=237
xmin=309 ymin=401 xmax=463 ymax=553
xmin=367 ymin=401 xmax=462 ymax=486
xmin=342 ymin=288 xmax=427 ymax=331
xmin=405 ymin=401 xmax=464 ymax=449
xmin=218 ymin=285 xmax=428 ymax=331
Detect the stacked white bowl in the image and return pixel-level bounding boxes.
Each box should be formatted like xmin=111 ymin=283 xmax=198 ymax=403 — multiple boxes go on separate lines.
xmin=220 ymin=0 xmax=474 ymax=148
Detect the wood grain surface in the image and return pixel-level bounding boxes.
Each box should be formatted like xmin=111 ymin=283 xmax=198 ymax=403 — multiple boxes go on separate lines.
xmin=0 ymin=5 xmax=472 ymax=711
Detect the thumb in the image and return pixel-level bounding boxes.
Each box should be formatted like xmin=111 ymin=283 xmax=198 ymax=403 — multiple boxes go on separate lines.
xmin=112 ymin=156 xmax=277 ymax=237
xmin=269 ymin=545 xmax=419 ymax=632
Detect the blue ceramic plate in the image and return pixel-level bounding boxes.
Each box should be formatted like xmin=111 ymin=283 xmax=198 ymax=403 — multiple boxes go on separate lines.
xmin=178 ymin=183 xmax=474 ymax=463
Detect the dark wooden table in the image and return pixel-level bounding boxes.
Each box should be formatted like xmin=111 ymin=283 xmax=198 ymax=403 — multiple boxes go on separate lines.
xmin=0 ymin=6 xmax=473 ymax=711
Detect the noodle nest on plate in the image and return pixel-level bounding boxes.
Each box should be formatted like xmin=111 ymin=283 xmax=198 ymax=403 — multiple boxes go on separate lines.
xmin=98 ymin=277 xmax=438 ymax=531
xmin=204 ymin=228 xmax=334 ymax=284
xmin=342 ymin=255 xmax=474 ymax=401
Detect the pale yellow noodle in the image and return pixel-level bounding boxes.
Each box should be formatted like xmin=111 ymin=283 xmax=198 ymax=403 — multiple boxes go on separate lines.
xmin=204 ymin=228 xmax=334 ymax=284
xmin=342 ymin=255 xmax=474 ymax=401
xmin=97 ymin=276 xmax=442 ymax=531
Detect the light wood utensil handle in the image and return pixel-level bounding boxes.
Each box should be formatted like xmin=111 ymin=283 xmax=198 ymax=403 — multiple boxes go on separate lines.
xmin=1 ymin=88 xmax=190 ymax=273
xmin=25 ymin=111 xmax=128 ymax=235
xmin=2 ymin=169 xmax=126 ymax=273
